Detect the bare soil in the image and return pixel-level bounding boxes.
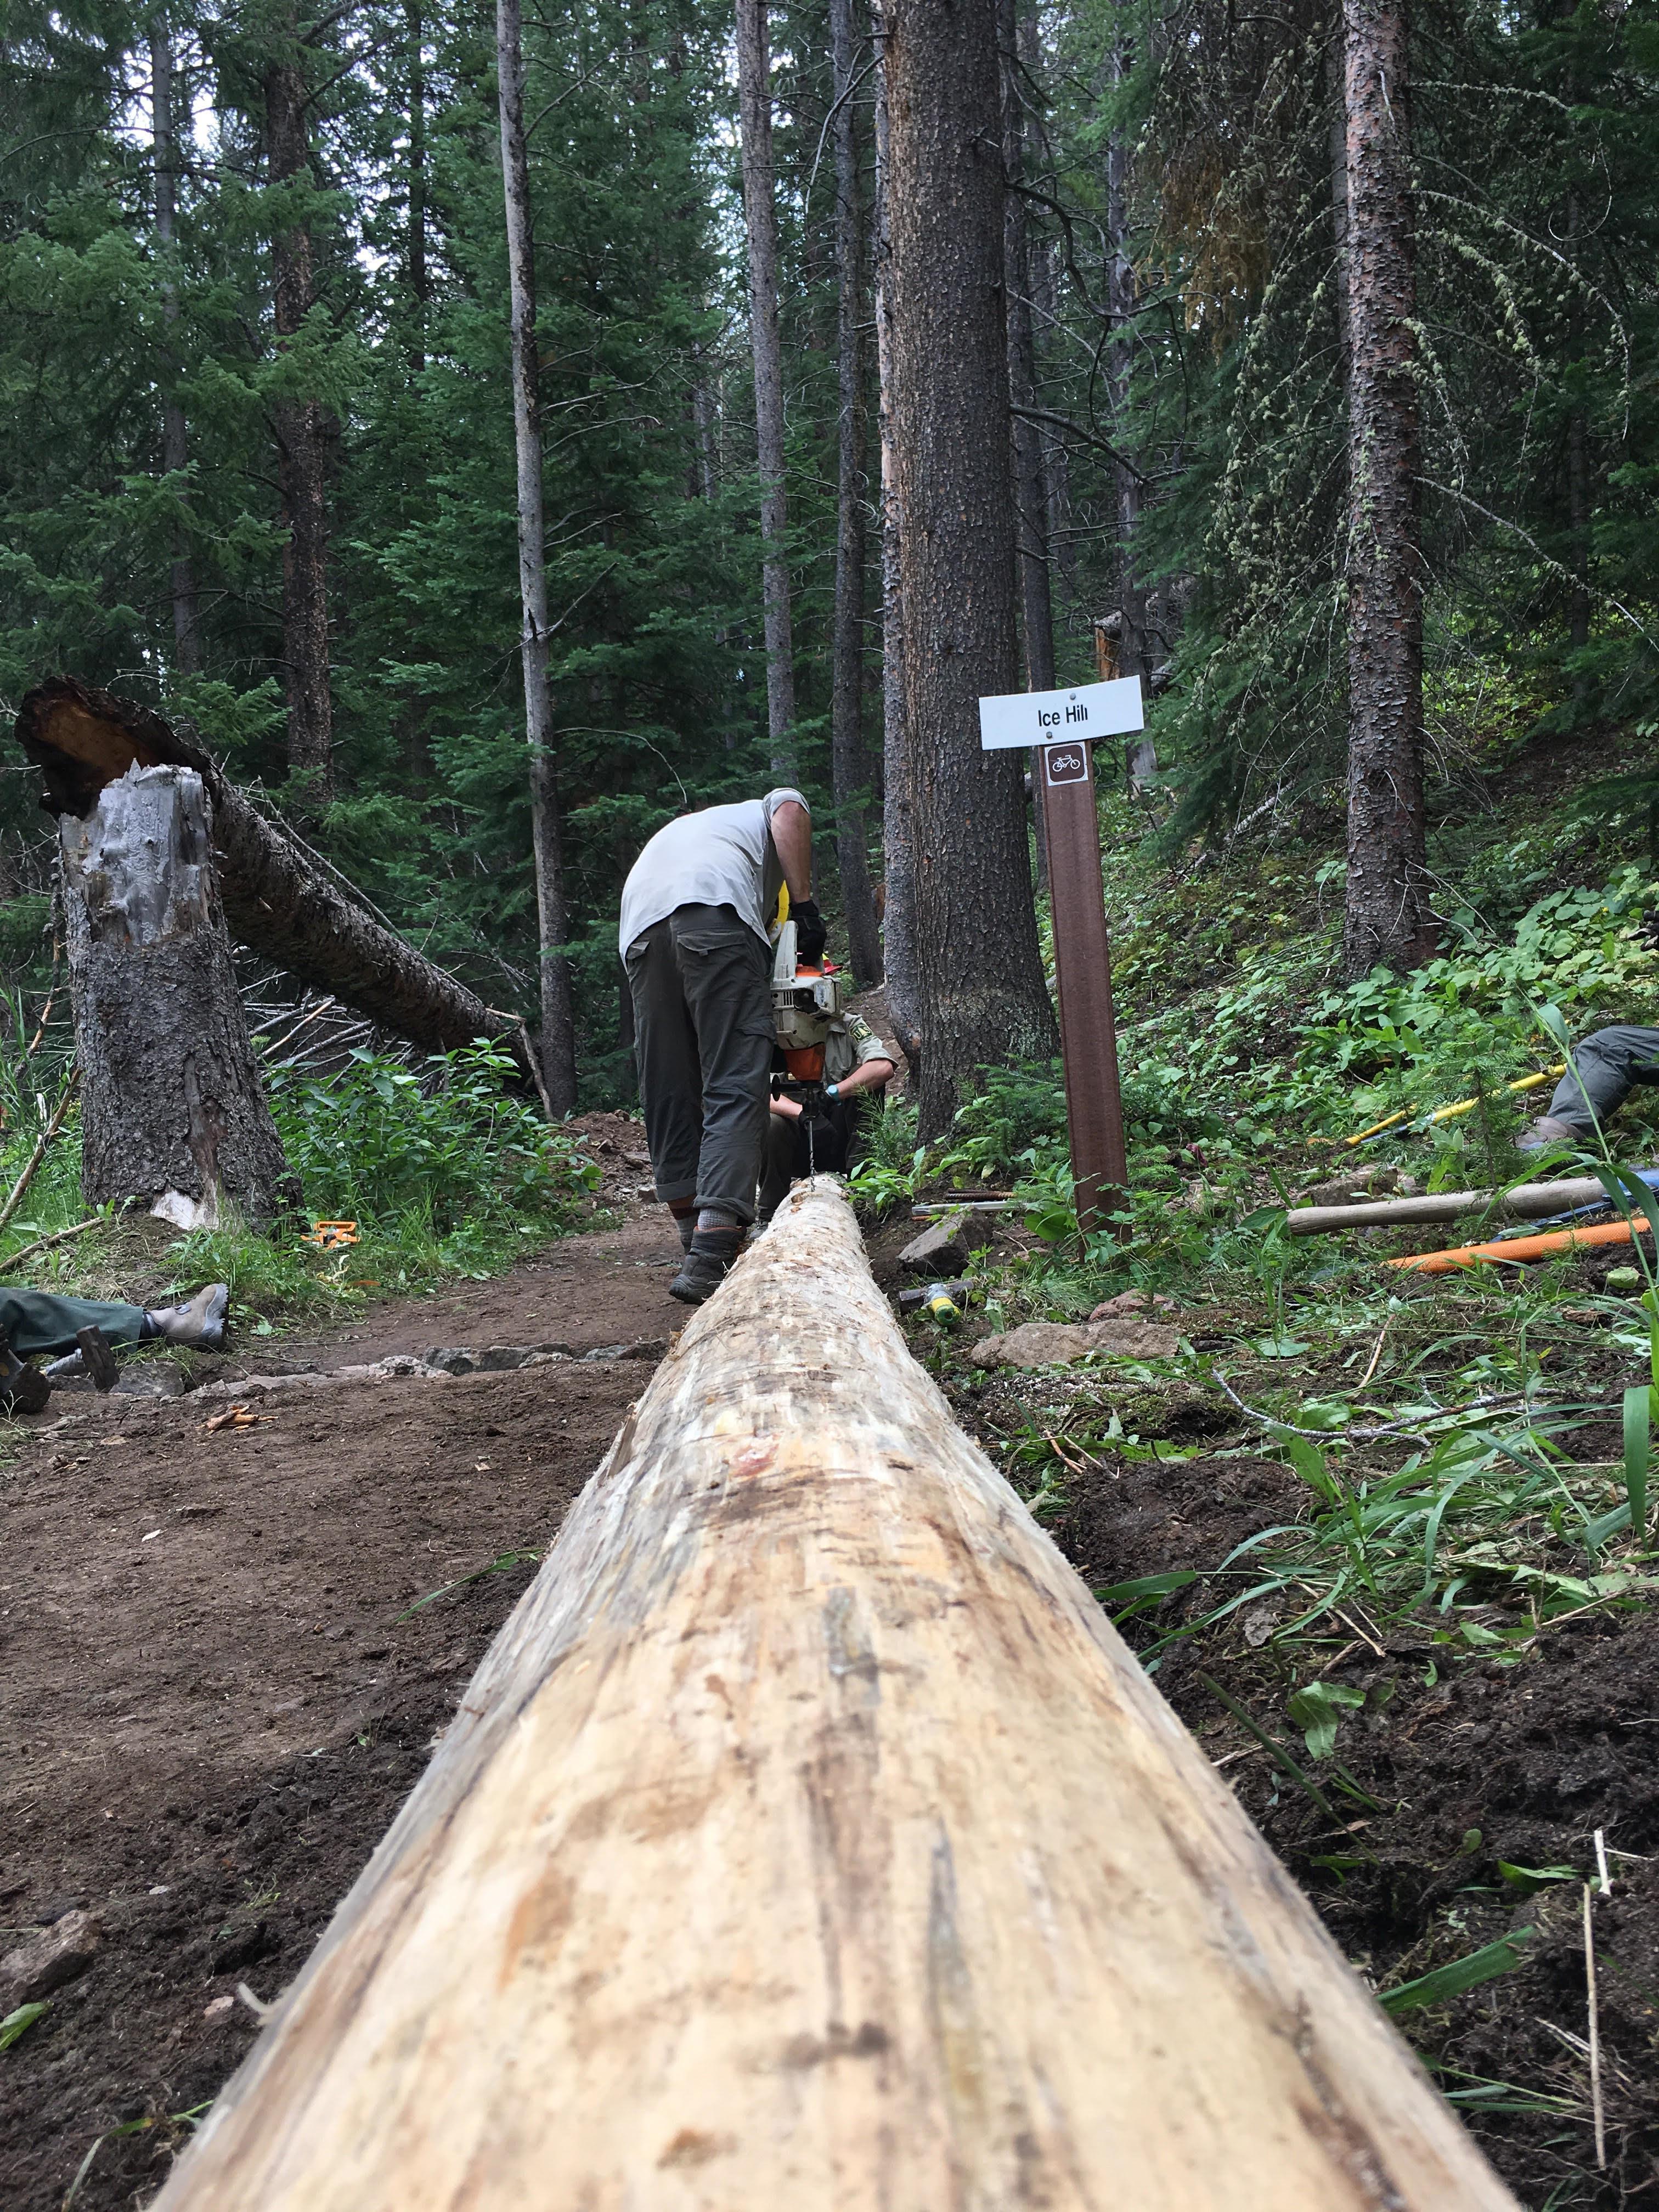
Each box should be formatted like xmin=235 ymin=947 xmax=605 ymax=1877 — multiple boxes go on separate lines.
xmin=939 ymin=1343 xmax=1659 ymax=2210
xmin=7 ymin=1155 xmax=1655 ymax=2209
xmin=0 ymin=1117 xmax=685 ymax=2211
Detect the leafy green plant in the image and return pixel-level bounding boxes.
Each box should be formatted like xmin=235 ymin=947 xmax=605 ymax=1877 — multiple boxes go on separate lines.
xmin=268 ymin=1041 xmax=597 ymax=1234
xmin=847 ymin=1098 xmax=924 ymax=1214
xmin=0 ymin=2000 xmax=48 ymax=2051
xmin=1285 ymin=1679 xmax=1365 ymax=1759
xmin=1379 ymin=1929 xmax=1536 ymax=2016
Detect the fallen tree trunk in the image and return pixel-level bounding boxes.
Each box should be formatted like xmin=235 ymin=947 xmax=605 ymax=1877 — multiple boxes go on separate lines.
xmin=61 ymin=765 xmax=297 ymax=1226
xmin=156 ymin=1181 xmax=1516 ymax=2212
xmin=15 ymin=678 xmax=532 ymax=1082
xmin=1288 ymin=1173 xmax=1612 ymax=1235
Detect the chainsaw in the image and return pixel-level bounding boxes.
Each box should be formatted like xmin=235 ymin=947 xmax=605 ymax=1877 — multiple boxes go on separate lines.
xmin=770 ymin=917 xmax=844 ymax=1087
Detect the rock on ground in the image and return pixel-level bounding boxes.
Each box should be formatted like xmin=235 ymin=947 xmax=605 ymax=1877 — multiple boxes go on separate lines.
xmin=1 ymin=1911 xmax=102 ymax=2007
xmin=970 ymin=1318 xmax=1183 ymax=1368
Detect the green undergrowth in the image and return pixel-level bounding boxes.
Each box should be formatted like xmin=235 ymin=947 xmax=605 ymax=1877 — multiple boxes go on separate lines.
xmin=860 ymin=727 xmax=1659 ymax=2199
xmin=862 ymin=739 xmax=1659 ymax=1678
xmin=0 ymin=1039 xmax=600 ymax=1335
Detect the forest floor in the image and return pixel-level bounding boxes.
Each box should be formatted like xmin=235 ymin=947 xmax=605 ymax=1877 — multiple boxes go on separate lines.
xmin=3 ymin=1108 xmax=1655 ymax=2208
xmin=888 ymin=1206 xmax=1659 ymax=2212
xmin=0 ymin=1113 xmax=678 ymax=2211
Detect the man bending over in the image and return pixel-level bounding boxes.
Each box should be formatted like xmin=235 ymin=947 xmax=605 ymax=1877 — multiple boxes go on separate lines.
xmin=620 ymin=788 xmax=815 ymax=1305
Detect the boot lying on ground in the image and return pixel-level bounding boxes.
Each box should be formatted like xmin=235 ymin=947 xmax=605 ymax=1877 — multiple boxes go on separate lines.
xmin=1518 ymin=1115 xmax=1583 ymax=1153
xmin=145 ymin=1282 xmax=230 ymax=1351
xmin=669 ymin=1227 xmax=742 ymax=1306
xmin=0 ymin=1337 xmax=50 ymax=1415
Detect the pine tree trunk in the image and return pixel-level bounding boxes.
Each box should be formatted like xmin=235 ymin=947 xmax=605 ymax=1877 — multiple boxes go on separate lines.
xmin=884 ymin=0 xmax=1057 ymax=1134
xmin=872 ymin=8 xmax=922 ymax=1075
xmin=691 ymin=340 xmax=718 ymax=499
xmin=1326 ymin=30 xmax=1351 ymax=370
xmin=497 ymin=0 xmax=577 ymax=1116
xmin=1031 ymin=232 xmax=1077 ymax=611
xmin=998 ymin=0 xmax=1053 ymax=695
xmin=830 ymin=0 xmax=881 ymax=986
xmin=1562 ymin=185 xmax=1591 ymax=684
xmin=265 ymin=19 xmax=334 ymax=802
xmin=736 ymin=0 xmax=797 ymax=778
xmin=60 ymin=766 xmax=296 ymax=1227
xmin=151 ymin=24 xmax=200 ymax=679
xmin=1000 ymin=0 xmax=1053 ymax=887
xmin=407 ymin=0 xmax=428 ymax=373
xmin=1105 ymin=48 xmax=1156 ymax=787
xmin=1341 ymin=0 xmax=1430 ymax=978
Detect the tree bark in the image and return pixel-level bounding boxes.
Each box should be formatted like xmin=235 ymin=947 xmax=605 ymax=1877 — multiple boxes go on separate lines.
xmin=16 ymin=678 xmax=535 ymax=1082
xmin=265 ymin=14 xmax=334 ymax=800
xmin=872 ymin=9 xmax=922 ymax=1074
xmin=153 ymin=1181 xmax=1520 ymax=2212
xmin=496 ymin=0 xmax=578 ymax=1115
xmin=1031 ymin=230 xmax=1077 ymax=611
xmin=1000 ymin=0 xmax=1053 ymax=885
xmin=1326 ymin=29 xmax=1351 ymax=371
xmin=1105 ymin=38 xmax=1155 ymax=787
xmin=884 ymin=0 xmax=1057 ymax=1133
xmin=1341 ymin=0 xmax=1431 ymax=978
xmin=407 ymin=0 xmax=428 ymax=373
xmin=830 ymin=0 xmax=881 ymax=986
xmin=60 ymin=766 xmax=296 ymax=1227
xmin=998 ymin=0 xmax=1053 ymax=696
xmin=152 ymin=22 xmax=200 ymax=680
xmin=736 ymin=0 xmax=797 ymax=778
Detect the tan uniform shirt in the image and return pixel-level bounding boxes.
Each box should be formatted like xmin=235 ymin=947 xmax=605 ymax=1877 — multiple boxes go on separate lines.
xmin=824 ymin=1010 xmax=895 ymax=1087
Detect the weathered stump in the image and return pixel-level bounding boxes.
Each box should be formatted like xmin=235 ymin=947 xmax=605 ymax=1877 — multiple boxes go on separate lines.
xmin=155 ymin=1181 xmax=1516 ymax=2211
xmin=17 ymin=677 xmax=534 ymax=1082
xmin=60 ymin=764 xmax=296 ymax=1228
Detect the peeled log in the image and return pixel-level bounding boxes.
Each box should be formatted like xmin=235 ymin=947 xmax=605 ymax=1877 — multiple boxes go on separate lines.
xmin=1286 ymin=1174 xmax=1611 ymax=1235
xmin=156 ymin=1181 xmax=1516 ymax=2212
xmin=16 ymin=678 xmax=530 ymax=1079
xmin=62 ymin=766 xmax=296 ymax=1227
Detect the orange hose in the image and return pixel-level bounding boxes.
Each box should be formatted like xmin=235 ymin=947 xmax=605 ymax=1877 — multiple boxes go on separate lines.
xmin=1386 ymin=1218 xmax=1651 ymax=1274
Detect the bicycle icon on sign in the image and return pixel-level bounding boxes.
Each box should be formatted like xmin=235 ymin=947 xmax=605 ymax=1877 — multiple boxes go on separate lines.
xmin=1043 ymin=744 xmax=1090 ymax=785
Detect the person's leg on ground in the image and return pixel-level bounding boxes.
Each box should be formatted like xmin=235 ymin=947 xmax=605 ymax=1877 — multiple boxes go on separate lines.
xmin=625 ymin=919 xmax=703 ymax=1248
xmin=0 ymin=1289 xmax=150 ymax=1361
xmin=1530 ymin=1026 xmax=1659 ymax=1147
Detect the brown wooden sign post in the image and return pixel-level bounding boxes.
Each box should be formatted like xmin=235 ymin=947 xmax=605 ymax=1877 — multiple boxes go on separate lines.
xmin=980 ymin=678 xmax=1142 ymax=1235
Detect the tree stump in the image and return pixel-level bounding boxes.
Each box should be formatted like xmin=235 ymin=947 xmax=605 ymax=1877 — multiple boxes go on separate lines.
xmin=60 ymin=764 xmax=296 ymax=1228
xmin=155 ymin=1181 xmax=1516 ymax=2211
xmin=16 ymin=677 xmax=536 ymax=1084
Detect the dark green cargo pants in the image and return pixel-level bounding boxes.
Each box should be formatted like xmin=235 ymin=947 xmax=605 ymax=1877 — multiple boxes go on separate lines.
xmin=0 ymin=1289 xmax=149 ymax=1360
xmin=1548 ymin=1025 xmax=1659 ymax=1137
xmin=624 ymin=902 xmax=774 ymax=1226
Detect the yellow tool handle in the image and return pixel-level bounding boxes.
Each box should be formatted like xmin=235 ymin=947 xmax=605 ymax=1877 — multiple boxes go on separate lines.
xmin=1342 ymin=1064 xmax=1566 ymax=1148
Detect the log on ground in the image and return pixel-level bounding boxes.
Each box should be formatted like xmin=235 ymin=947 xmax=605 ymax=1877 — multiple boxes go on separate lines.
xmin=1286 ymin=1174 xmax=1611 ymax=1234
xmin=156 ymin=1180 xmax=1517 ymax=2212
xmin=16 ymin=676 xmax=531 ymax=1080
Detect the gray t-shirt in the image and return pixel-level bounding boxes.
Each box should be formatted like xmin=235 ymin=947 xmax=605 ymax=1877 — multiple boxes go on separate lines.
xmin=618 ymin=788 xmax=809 ymax=957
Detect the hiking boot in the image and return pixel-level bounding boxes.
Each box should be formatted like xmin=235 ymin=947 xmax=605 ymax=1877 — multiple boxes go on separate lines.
xmin=1517 ymin=1115 xmax=1581 ymax=1153
xmin=669 ymin=1227 xmax=743 ymax=1306
xmin=0 ymin=1336 xmax=49 ymax=1414
xmin=146 ymin=1282 xmax=230 ymax=1351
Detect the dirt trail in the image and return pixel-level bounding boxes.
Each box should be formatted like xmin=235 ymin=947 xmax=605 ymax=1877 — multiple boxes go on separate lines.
xmin=0 ymin=1129 xmax=686 ymax=2212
